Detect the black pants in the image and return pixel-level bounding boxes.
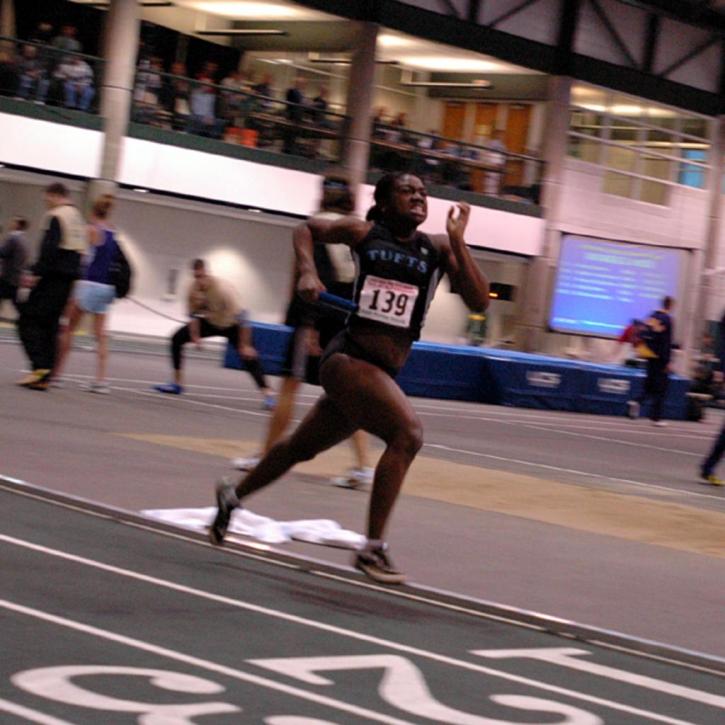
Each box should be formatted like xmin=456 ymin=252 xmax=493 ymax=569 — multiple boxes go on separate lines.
xmin=0 ymin=279 xmax=20 ymax=313
xmin=636 ymin=359 xmax=669 ymax=421
xmin=171 ymin=318 xmax=268 ymax=390
xmin=702 ymin=422 xmax=725 ymax=476
xmin=17 ymin=276 xmax=74 ymax=371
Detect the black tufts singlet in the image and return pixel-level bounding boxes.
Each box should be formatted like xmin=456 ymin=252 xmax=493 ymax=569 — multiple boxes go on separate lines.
xmin=349 ymin=223 xmax=443 ymax=341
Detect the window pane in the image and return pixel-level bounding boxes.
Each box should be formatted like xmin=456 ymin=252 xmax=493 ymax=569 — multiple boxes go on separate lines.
xmin=609 ymin=93 xmax=644 ymax=120
xmin=604 ymin=145 xmax=638 ymax=172
xmin=640 ymin=155 xmax=672 ymax=181
xmin=603 ymin=171 xmax=634 ymax=198
xmin=567 ymin=135 xmax=601 ymax=163
xmin=571 ymin=84 xmax=607 ymax=112
xmin=639 ymin=180 xmax=669 ymax=205
xmin=569 ymin=109 xmax=605 ymax=137
xmin=681 ymin=117 xmax=708 ymax=139
xmin=609 ymin=121 xmax=640 ymax=142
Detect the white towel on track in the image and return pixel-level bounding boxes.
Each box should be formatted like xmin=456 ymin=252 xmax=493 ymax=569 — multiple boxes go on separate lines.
xmin=142 ymin=506 xmax=365 ymax=549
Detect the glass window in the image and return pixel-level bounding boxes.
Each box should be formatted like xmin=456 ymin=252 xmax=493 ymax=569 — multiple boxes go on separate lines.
xmin=571 ymin=84 xmax=607 ymax=112
xmin=569 ymin=109 xmax=605 ymax=137
xmin=681 ymin=117 xmax=709 ymax=139
xmin=640 ymin=155 xmax=672 ymax=181
xmin=567 ymin=135 xmax=602 ymax=163
xmin=603 ymin=171 xmax=634 ymax=198
xmin=678 ymin=149 xmax=707 ymax=189
xmin=604 ymin=145 xmax=638 ymax=172
xmin=609 ymin=121 xmax=640 ymax=143
xmin=639 ymin=180 xmax=669 ymax=205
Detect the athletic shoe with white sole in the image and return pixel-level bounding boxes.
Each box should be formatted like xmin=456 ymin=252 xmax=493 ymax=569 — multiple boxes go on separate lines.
xmin=626 ymin=400 xmax=640 ymax=419
xmin=153 ymin=382 xmax=183 ymax=395
xmin=651 ymin=420 xmax=668 ymax=427
xmin=354 ymin=541 xmax=406 ymax=585
xmin=262 ymin=395 xmax=276 ymax=411
xmin=332 ymin=467 xmax=374 ymax=489
xmin=89 ymin=382 xmax=111 ymax=395
xmin=231 ymin=455 xmax=260 ymax=471
xmin=208 ymin=477 xmax=240 ymax=546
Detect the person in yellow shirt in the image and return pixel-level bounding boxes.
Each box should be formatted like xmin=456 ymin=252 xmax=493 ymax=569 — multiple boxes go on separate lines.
xmin=154 ymin=258 xmax=274 ymax=409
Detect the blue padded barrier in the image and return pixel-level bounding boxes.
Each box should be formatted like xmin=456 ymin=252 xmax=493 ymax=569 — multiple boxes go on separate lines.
xmin=224 ymin=323 xmax=689 ymax=419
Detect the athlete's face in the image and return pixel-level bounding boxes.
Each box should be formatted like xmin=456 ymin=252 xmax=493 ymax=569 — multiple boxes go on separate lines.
xmin=389 ymin=175 xmax=427 ymax=225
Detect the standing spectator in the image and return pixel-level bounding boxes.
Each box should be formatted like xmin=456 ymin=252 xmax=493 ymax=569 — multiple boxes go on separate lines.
xmin=0 ymin=216 xmax=29 ymax=314
xmin=161 ymin=61 xmax=191 ymax=131
xmin=51 ymin=24 xmax=81 ymax=55
xmin=16 ymin=44 xmax=50 ymax=104
xmin=188 ymin=70 xmax=221 ymax=138
xmin=0 ymin=48 xmax=18 ymax=97
xmin=283 ymin=76 xmax=307 ymax=154
xmin=627 ymin=296 xmax=675 ymax=426
xmin=219 ymin=69 xmax=248 ymax=124
xmin=699 ymin=313 xmax=725 ymax=485
xmin=16 ymin=183 xmax=87 ymax=391
xmin=252 ymin=72 xmax=274 ymax=104
xmin=484 ymin=129 xmax=508 ymax=195
xmin=53 ymin=195 xmax=120 ymax=394
xmin=30 ymin=21 xmax=55 ymax=48
xmin=133 ymin=56 xmax=163 ymax=124
xmin=56 ymin=55 xmax=95 ymax=111
xmin=153 ymin=259 xmax=274 ymax=408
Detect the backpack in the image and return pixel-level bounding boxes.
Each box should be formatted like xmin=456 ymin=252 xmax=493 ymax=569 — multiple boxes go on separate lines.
xmin=109 ymin=242 xmax=133 ymax=299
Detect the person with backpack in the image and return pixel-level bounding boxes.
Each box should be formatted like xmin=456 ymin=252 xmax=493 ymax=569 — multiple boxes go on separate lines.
xmin=53 ymin=194 xmax=122 ymax=394
xmin=626 ymin=295 xmax=675 ymax=426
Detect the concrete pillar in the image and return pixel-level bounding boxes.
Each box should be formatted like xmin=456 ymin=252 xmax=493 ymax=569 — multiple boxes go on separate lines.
xmin=687 ymin=115 xmax=725 ymax=364
xmin=0 ymin=0 xmax=15 ymax=39
xmin=341 ymin=22 xmax=378 ymax=194
xmin=87 ymin=0 xmax=140 ymax=202
xmin=516 ymin=75 xmax=572 ymax=352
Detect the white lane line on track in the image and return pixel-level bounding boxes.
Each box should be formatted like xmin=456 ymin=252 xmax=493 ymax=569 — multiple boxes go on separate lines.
xmin=423 ymin=443 xmax=725 ymax=502
xmin=0 ymin=536 xmax=704 ymax=723
xmin=0 ymin=599 xmax=412 ymax=725
xmin=0 ymin=698 xmax=73 ymax=725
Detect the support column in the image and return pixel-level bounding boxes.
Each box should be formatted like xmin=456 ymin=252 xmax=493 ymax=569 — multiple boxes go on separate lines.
xmin=516 ymin=75 xmax=572 ymax=352
xmin=0 ymin=0 xmax=15 ymax=39
xmin=341 ymin=22 xmax=378 ymax=194
xmin=687 ymin=115 xmax=725 ymax=364
xmin=88 ymin=0 xmax=140 ymax=202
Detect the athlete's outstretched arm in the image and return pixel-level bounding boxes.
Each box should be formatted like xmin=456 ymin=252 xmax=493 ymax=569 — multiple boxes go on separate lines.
xmin=440 ymin=203 xmax=489 ymax=312
xmin=292 ymin=216 xmax=371 ymax=302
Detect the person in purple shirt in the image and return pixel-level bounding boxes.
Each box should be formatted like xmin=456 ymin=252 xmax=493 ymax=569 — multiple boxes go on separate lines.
xmin=53 ymin=195 xmax=119 ymax=393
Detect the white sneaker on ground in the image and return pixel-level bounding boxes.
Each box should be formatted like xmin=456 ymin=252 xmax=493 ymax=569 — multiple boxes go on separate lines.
xmin=89 ymin=382 xmax=110 ymax=395
xmin=333 ymin=467 xmax=374 ymax=489
xmin=626 ymin=400 xmax=640 ymax=419
xmin=231 ymin=455 xmax=260 ymax=471
xmin=48 ymin=377 xmax=65 ymax=389
xmin=651 ymin=420 xmax=668 ymax=427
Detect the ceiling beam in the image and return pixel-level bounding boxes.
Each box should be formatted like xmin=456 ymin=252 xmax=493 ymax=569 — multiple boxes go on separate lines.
xmin=641 ymin=12 xmax=660 ymax=72
xmin=589 ymin=0 xmax=638 ymax=68
xmin=659 ymin=32 xmax=719 ymax=77
xmin=488 ymin=0 xmax=542 ymax=29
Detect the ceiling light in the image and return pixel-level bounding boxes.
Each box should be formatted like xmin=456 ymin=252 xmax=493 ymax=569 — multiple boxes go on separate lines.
xmin=378 ymin=34 xmax=413 ymax=48
xmin=402 ymin=56 xmax=513 ymax=73
xmin=197 ymin=28 xmax=287 ymax=35
xmin=184 ymin=1 xmax=322 ymax=20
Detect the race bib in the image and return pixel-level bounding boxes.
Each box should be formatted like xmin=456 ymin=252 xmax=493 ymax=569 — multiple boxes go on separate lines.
xmin=357 ymin=275 xmax=418 ymax=329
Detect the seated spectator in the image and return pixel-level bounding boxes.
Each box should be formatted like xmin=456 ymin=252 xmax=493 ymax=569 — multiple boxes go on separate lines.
xmin=56 ymin=55 xmax=95 ymax=112
xmin=16 ymin=44 xmax=50 ymax=104
xmin=161 ymin=62 xmax=191 ymax=131
xmin=188 ymin=70 xmax=222 ymax=138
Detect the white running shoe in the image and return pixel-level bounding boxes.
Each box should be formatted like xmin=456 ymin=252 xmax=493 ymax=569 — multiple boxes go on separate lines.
xmin=651 ymin=420 xmax=668 ymax=427
xmin=333 ymin=467 xmax=374 ymax=489
xmin=89 ymin=382 xmax=110 ymax=395
xmin=626 ymin=400 xmax=640 ymax=419
xmin=231 ymin=455 xmax=261 ymax=471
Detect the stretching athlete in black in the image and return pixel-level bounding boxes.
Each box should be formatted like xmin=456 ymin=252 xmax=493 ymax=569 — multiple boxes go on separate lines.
xmin=209 ymin=173 xmax=489 ymax=583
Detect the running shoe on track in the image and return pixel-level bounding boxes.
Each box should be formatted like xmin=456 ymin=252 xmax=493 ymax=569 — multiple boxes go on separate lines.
xmin=17 ymin=369 xmax=51 ymax=390
xmin=626 ymin=400 xmax=640 ymax=419
xmin=354 ymin=541 xmax=406 ymax=585
xmin=153 ymin=382 xmax=183 ymax=394
xmin=231 ymin=455 xmax=260 ymax=471
xmin=332 ymin=467 xmax=374 ymax=489
xmin=208 ymin=478 xmax=239 ymax=546
xmin=700 ymin=471 xmax=724 ymax=486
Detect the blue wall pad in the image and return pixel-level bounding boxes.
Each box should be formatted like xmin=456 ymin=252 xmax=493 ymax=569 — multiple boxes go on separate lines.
xmin=224 ymin=323 xmax=689 ymax=419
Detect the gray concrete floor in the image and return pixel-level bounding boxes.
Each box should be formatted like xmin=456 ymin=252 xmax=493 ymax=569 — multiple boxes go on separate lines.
xmin=1 ymin=339 xmax=724 ymax=657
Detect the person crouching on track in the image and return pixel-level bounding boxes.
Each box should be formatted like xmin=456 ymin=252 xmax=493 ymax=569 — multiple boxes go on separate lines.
xmin=154 ymin=258 xmax=274 ymax=409
xmin=208 ymin=172 xmax=489 ymax=584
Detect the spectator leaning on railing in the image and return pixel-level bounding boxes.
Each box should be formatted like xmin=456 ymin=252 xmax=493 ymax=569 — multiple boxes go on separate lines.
xmin=17 ymin=44 xmax=49 ymax=104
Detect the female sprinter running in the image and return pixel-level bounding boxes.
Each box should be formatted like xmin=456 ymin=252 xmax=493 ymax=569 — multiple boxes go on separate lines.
xmin=209 ymin=173 xmax=489 ymax=583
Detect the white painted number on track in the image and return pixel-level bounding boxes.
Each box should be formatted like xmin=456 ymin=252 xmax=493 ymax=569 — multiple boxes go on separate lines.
xmin=250 ymin=654 xmax=603 ymax=724
xmin=11 ymin=666 xmax=241 ymax=723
